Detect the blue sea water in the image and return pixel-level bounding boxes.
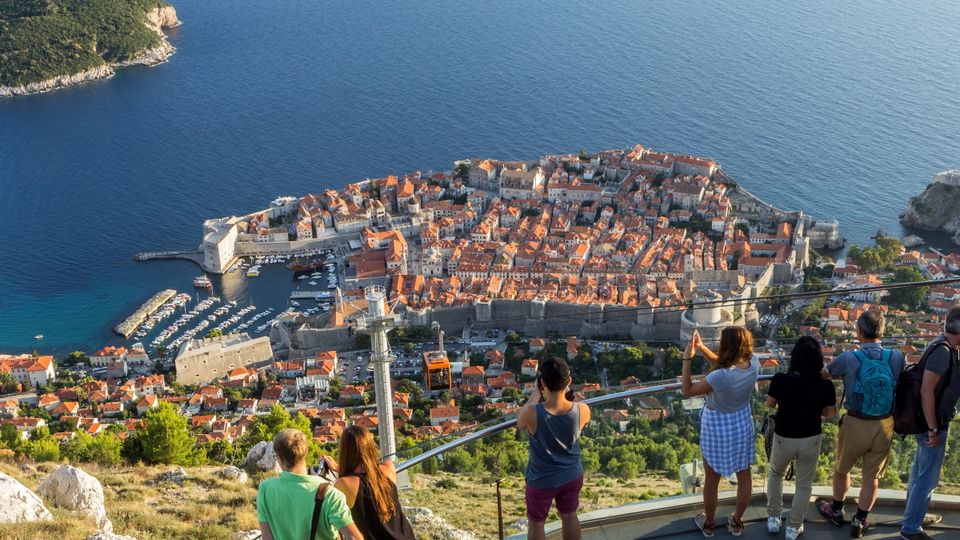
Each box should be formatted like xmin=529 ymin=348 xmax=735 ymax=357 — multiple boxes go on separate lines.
xmin=1 ymin=0 xmax=959 ymax=354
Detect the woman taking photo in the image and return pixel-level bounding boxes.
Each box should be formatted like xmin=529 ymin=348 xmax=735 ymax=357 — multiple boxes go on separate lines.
xmin=681 ymin=328 xmax=759 ymax=537
xmin=323 ymin=426 xmax=415 ymax=540
xmin=765 ymin=337 xmax=836 ymax=540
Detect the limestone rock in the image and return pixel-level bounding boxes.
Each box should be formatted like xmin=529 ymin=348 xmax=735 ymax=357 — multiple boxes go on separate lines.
xmin=244 ymin=441 xmax=280 ymax=473
xmin=902 ymin=179 xmax=960 ymax=245
xmin=157 ymin=466 xmax=188 ymax=484
xmin=87 ymin=533 xmax=137 ymax=540
xmin=37 ymin=465 xmax=111 ymax=531
xmin=219 ymin=465 xmax=249 ymax=483
xmin=232 ymin=531 xmax=261 ymax=540
xmin=405 ymin=506 xmax=478 ymax=540
xmin=0 ymin=472 xmax=53 ymax=524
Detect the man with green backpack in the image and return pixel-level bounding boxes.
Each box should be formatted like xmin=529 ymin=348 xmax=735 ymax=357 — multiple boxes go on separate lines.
xmin=818 ymin=311 xmax=905 ymax=538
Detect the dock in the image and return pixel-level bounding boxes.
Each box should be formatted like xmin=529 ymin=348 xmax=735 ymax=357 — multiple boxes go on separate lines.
xmin=134 ymin=250 xmax=205 ymax=268
xmin=291 ymin=291 xmax=334 ymax=300
xmin=114 ymin=289 xmax=177 ymax=338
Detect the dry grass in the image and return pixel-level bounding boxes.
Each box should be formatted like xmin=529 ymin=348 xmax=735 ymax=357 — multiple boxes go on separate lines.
xmin=0 ymin=461 xmax=260 ymax=540
xmin=399 ymin=471 xmax=687 ymax=539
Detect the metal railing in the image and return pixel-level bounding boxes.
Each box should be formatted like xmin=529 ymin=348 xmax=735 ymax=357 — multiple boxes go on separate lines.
xmin=395 ymin=375 xmax=774 ymax=473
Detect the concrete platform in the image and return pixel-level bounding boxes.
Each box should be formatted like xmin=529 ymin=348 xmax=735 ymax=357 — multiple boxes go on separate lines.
xmin=511 ymin=487 xmax=960 ymax=540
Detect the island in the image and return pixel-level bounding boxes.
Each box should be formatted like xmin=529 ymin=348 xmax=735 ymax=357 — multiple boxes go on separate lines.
xmin=0 ymin=0 xmax=179 ymax=97
xmin=902 ymin=169 xmax=960 ymax=246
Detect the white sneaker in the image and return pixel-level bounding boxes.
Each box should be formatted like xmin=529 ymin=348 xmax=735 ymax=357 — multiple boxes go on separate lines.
xmin=767 ymin=515 xmax=781 ymax=534
xmin=785 ymin=525 xmax=804 ymax=540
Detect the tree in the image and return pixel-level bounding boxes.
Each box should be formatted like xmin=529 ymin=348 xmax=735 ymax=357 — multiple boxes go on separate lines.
xmin=63 ymin=351 xmax=88 ymax=366
xmin=403 ymin=343 xmax=416 ymax=356
xmin=88 ymin=433 xmax=123 ymax=465
xmin=134 ymin=402 xmax=201 ymax=465
xmin=206 ymin=328 xmax=223 ymax=339
xmin=888 ymin=266 xmax=929 ymax=309
xmin=24 ymin=438 xmax=60 ymax=462
xmin=0 ymin=372 xmax=17 ymax=394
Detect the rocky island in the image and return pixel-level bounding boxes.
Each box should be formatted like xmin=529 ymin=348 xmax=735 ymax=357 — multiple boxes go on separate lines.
xmin=0 ymin=0 xmax=179 ymax=97
xmin=902 ymin=169 xmax=960 ymax=245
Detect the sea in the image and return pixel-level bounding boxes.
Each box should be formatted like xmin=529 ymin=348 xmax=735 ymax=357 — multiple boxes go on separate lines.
xmin=1 ymin=0 xmax=959 ymax=354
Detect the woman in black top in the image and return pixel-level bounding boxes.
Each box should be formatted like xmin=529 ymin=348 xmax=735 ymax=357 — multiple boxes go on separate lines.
xmin=323 ymin=425 xmax=415 ymax=540
xmin=764 ymin=337 xmax=837 ymax=540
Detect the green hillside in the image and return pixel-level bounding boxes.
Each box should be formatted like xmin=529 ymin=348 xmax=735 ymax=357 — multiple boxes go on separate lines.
xmin=0 ymin=0 xmax=169 ymax=87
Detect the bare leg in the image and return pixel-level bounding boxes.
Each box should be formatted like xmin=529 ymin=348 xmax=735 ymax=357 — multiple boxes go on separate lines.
xmin=559 ymin=512 xmax=581 ymax=540
xmin=832 ymin=470 xmax=850 ymax=503
xmin=734 ymin=469 xmax=751 ymax=520
xmin=703 ymin=460 xmax=721 ymax=524
xmin=527 ymin=520 xmax=546 ymax=540
xmin=858 ymin=475 xmax=879 ymax=512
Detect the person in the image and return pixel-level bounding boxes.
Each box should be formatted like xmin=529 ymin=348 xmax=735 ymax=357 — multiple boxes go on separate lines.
xmin=900 ymin=306 xmax=960 ymax=540
xmin=322 ymin=425 xmax=415 ymax=539
xmin=257 ymin=429 xmax=363 ymax=540
xmin=681 ymin=327 xmax=759 ymax=538
xmin=818 ymin=311 xmax=905 ymax=538
xmin=517 ymin=357 xmax=591 ymax=540
xmin=765 ymin=337 xmax=837 ymax=540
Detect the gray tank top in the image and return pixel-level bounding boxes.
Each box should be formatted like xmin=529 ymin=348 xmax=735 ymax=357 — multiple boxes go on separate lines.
xmin=525 ymin=402 xmax=583 ymax=489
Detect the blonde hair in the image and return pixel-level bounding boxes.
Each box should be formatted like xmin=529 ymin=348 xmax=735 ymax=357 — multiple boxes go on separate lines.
xmin=273 ymin=428 xmax=308 ymax=468
xmin=715 ymin=327 xmax=753 ymax=369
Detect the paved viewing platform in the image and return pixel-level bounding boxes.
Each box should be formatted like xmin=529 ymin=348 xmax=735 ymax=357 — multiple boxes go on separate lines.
xmin=517 ymin=488 xmax=960 ymax=539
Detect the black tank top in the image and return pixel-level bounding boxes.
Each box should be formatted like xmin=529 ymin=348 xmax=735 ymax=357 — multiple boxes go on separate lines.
xmin=347 ymin=472 xmax=416 ymax=539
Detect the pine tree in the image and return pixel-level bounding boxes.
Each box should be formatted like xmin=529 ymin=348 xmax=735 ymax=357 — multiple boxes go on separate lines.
xmin=137 ymin=401 xmax=200 ymax=465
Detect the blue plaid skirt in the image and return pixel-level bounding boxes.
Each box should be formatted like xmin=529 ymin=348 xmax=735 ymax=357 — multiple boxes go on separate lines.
xmin=700 ymin=405 xmax=755 ymax=477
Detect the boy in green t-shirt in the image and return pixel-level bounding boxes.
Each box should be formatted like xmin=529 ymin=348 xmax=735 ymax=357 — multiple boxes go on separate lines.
xmin=256 ymin=429 xmax=363 ymax=540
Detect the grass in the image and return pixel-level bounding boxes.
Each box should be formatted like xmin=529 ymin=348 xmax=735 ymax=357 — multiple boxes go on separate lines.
xmin=0 ymin=461 xmax=260 ymax=540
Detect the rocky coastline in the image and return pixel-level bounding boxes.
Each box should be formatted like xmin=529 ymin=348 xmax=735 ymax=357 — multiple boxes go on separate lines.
xmin=0 ymin=6 xmax=180 ymax=98
xmin=901 ymin=170 xmax=960 ymax=246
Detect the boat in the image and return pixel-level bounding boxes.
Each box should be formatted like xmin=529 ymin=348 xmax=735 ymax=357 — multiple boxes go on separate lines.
xmin=246 ymin=266 xmax=261 ymax=277
xmin=291 ymin=301 xmax=301 ymax=307
xmin=34 ymin=334 xmax=44 ymax=340
xmin=308 ymin=281 xmax=318 ymax=286
xmin=194 ymin=275 xmax=213 ymax=289
xmin=287 ymin=258 xmax=326 ymax=272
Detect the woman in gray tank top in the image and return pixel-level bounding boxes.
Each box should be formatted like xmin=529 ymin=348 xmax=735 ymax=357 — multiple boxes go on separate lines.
xmin=517 ymin=358 xmax=592 ymax=540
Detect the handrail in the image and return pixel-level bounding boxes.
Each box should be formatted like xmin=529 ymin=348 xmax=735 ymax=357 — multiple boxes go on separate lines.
xmin=395 ymin=374 xmax=775 ymax=472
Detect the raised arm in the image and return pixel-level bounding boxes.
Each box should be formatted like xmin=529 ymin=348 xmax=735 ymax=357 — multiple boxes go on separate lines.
xmin=693 ymin=331 xmax=718 ymax=366
xmin=681 ymin=334 xmax=713 ymax=397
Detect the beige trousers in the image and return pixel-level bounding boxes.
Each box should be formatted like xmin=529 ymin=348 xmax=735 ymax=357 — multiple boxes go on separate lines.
xmin=766 ymin=433 xmax=822 ymax=527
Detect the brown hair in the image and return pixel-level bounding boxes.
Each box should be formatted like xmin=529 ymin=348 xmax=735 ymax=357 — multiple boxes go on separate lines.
xmin=338 ymin=425 xmax=396 ymax=520
xmin=715 ymin=327 xmax=753 ymax=369
xmin=273 ymin=428 xmax=308 ymax=469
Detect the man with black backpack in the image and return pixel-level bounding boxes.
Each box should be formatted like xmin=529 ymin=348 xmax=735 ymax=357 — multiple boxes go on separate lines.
xmin=900 ymin=307 xmax=960 ymax=540
xmin=817 ymin=311 xmax=905 ymax=538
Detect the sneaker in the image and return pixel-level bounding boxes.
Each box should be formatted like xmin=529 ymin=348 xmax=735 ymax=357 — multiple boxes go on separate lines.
xmin=900 ymin=531 xmax=933 ymax=540
xmin=767 ymin=515 xmax=782 ymax=534
xmin=727 ymin=514 xmax=744 ymax=537
xmin=923 ymin=513 xmax=943 ymax=526
xmin=786 ymin=525 xmax=804 ymax=540
xmin=694 ymin=513 xmax=715 ymax=538
xmin=850 ymin=515 xmax=871 ymax=538
xmin=816 ymin=499 xmax=846 ymax=527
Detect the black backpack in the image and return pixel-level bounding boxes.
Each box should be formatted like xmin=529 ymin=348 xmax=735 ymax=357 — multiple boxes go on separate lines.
xmin=893 ymin=339 xmax=956 ymax=436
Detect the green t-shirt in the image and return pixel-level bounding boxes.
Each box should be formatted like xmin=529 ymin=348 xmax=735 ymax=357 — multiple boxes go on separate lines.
xmin=256 ymin=471 xmax=354 ymax=540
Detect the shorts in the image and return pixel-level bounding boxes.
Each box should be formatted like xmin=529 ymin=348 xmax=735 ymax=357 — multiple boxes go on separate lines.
xmin=835 ymin=414 xmax=894 ymax=479
xmin=525 ymin=475 xmax=583 ymax=522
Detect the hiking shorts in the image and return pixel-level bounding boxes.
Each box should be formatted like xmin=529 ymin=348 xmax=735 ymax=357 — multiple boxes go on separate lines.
xmin=835 ymin=414 xmax=894 ymax=479
xmin=525 ymin=475 xmax=583 ymax=522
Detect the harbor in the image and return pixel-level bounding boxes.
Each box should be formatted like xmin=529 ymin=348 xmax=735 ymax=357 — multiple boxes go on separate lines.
xmin=113 ymin=289 xmax=177 ymax=338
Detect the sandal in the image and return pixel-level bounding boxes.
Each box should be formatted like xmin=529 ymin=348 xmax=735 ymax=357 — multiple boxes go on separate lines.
xmin=694 ymin=513 xmax=715 ymax=538
xmin=727 ymin=513 xmax=744 ymax=536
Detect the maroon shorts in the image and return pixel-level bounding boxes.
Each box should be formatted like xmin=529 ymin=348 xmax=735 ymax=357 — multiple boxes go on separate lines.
xmin=524 ymin=475 xmax=584 ymax=522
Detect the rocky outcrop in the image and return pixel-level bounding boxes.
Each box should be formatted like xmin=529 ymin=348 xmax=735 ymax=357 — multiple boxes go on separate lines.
xmin=0 ymin=4 xmax=180 ymax=97
xmin=901 ymin=180 xmax=960 ymax=245
xmin=244 ymin=441 xmax=281 ymax=473
xmin=405 ymin=507 xmax=478 ymax=540
xmin=87 ymin=533 xmax=137 ymax=540
xmin=219 ymin=465 xmax=249 ymax=483
xmin=0 ymin=472 xmax=53 ymax=524
xmin=37 ymin=465 xmax=111 ymax=532
xmin=157 ymin=467 xmax=189 ymax=484
xmin=232 ymin=531 xmax=261 ymax=540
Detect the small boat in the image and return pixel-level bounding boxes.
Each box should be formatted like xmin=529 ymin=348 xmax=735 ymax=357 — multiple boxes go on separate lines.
xmin=246 ymin=266 xmax=261 ymax=277
xmin=34 ymin=334 xmax=44 ymax=340
xmin=298 ymin=275 xmax=309 ymax=280
xmin=194 ymin=275 xmax=213 ymax=289
xmin=291 ymin=301 xmax=301 ymax=307
xmin=308 ymin=281 xmax=318 ymax=286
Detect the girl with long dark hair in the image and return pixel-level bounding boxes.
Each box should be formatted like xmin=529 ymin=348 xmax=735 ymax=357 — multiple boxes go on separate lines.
xmin=322 ymin=425 xmax=415 ymax=539
xmin=764 ymin=336 xmax=836 ymax=540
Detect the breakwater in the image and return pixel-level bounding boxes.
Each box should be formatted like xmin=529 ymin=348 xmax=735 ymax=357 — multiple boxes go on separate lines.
xmin=114 ymin=289 xmax=176 ymax=338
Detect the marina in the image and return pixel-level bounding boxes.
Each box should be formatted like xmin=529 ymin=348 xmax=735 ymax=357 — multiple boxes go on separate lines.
xmin=113 ymin=289 xmax=177 ymax=338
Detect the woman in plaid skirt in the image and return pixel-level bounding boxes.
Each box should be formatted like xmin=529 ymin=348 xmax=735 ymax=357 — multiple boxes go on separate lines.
xmin=682 ymin=327 xmax=759 ymax=537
